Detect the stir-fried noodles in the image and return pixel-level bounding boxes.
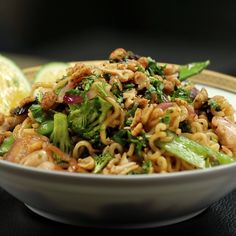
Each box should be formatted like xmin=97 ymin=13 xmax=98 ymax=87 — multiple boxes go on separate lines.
xmin=0 ymin=48 xmax=235 ymax=174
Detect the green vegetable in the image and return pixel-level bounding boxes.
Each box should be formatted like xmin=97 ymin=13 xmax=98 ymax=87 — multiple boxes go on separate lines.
xmin=54 ymin=80 xmax=67 ymax=95
xmin=93 ymin=153 xmax=113 ymax=173
xmin=171 ymin=87 xmax=192 ymax=103
xmin=37 ymin=120 xmax=54 ymax=136
xmin=111 ymin=83 xmax=123 ymax=104
xmin=161 ymin=115 xmax=170 ymax=124
xmin=127 ymin=102 xmax=139 ymax=117
xmin=174 ymin=135 xmax=236 ymax=166
xmin=142 ymin=160 xmax=153 ymax=174
xmin=158 ymin=132 xmax=236 ymax=168
xmin=145 ymin=77 xmax=167 ymax=103
xmin=179 ymin=60 xmax=210 ymax=81
xmin=147 ymin=57 xmax=165 ymax=76
xmin=68 ymin=104 xmax=80 ymax=111
xmin=124 ymin=83 xmax=135 ymax=89
xmin=113 ymin=130 xmax=147 ymax=157
xmin=95 ymin=81 xmax=110 ymax=98
xmin=158 ymin=134 xmax=206 ymax=168
xmin=112 ymin=129 xmax=128 ymax=146
xmin=208 ymin=98 xmax=221 ymax=111
xmin=125 ymin=118 xmax=132 ymax=126
xmin=137 ymin=65 xmax=145 ymax=72
xmin=29 ymin=104 xmax=47 ymax=123
xmin=68 ymin=96 xmax=112 ymax=144
xmin=82 ymin=75 xmax=97 ymax=92
xmin=66 ymin=88 xmax=82 ymax=95
xmin=65 ymin=75 xmax=97 ymax=99
xmin=0 ymin=135 xmax=15 ymax=156
xmin=50 ymin=113 xmax=71 ymax=154
xmin=128 ymin=132 xmax=147 ymax=157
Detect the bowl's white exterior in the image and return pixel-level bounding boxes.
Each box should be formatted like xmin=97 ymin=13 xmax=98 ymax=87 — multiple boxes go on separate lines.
xmin=0 ymin=160 xmax=236 ymax=228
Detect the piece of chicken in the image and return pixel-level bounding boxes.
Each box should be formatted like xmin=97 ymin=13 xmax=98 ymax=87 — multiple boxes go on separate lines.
xmin=212 ymin=117 xmax=236 ymax=153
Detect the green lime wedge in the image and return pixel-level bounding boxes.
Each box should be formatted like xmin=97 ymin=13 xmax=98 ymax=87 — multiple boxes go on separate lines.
xmin=34 ymin=62 xmax=69 ymax=83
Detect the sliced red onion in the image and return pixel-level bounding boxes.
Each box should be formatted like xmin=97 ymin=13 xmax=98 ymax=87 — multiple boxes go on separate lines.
xmin=63 ymin=94 xmax=83 ymax=104
xmin=189 ymin=87 xmax=199 ymax=99
xmin=57 ymin=81 xmax=75 ymax=103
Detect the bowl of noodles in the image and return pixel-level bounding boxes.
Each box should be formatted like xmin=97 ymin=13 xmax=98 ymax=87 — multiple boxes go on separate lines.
xmin=0 ymin=48 xmax=236 ymax=228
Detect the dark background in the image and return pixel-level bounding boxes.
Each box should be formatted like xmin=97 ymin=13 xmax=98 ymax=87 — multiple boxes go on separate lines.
xmin=0 ymin=0 xmax=236 ymax=75
xmin=0 ymin=1 xmax=236 ymax=235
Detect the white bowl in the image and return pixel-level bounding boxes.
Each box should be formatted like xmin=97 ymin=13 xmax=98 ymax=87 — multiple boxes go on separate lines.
xmin=1 ymin=160 xmax=236 ymax=228
xmin=0 ymin=66 xmax=236 ymax=228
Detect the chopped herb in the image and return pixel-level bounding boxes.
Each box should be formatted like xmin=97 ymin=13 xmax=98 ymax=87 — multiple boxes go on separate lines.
xmin=145 ymin=77 xmax=167 ymax=103
xmin=111 ymin=83 xmax=120 ymax=96
xmin=144 ymin=85 xmax=155 ymax=100
xmin=124 ymin=83 xmax=135 ymax=89
xmin=113 ymin=129 xmax=147 ymax=157
xmin=66 ymin=88 xmax=82 ymax=95
xmin=137 ymin=65 xmax=145 ymax=72
xmin=65 ymin=86 xmax=86 ymax=100
xmin=111 ymin=83 xmax=123 ymax=104
xmin=66 ymin=75 xmax=96 ymax=99
xmin=161 ymin=115 xmax=170 ymax=124
xmin=117 ymin=96 xmax=123 ymax=104
xmin=208 ymin=99 xmax=221 ymax=111
xmin=29 ymin=104 xmax=48 ymax=123
xmin=142 ymin=160 xmax=153 ymax=174
xmin=125 ymin=118 xmax=132 ymax=126
xmin=128 ymin=131 xmax=148 ymax=157
xmin=171 ymin=87 xmax=192 ymax=103
xmin=0 ymin=135 xmax=15 ymax=156
xmin=147 ymin=57 xmax=165 ymax=76
xmin=127 ymin=102 xmax=139 ymax=117
xmin=83 ymin=75 xmax=97 ymax=92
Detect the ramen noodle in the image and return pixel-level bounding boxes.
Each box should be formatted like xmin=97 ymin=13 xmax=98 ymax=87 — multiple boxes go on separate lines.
xmin=0 ymin=48 xmax=236 ymax=174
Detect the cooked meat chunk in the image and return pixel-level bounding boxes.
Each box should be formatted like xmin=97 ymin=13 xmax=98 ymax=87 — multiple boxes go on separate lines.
xmin=41 ymin=90 xmax=57 ymax=110
xmin=67 ymin=63 xmax=92 ymax=84
xmin=109 ymin=48 xmax=128 ymax=62
xmin=133 ymin=71 xmax=150 ymax=90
